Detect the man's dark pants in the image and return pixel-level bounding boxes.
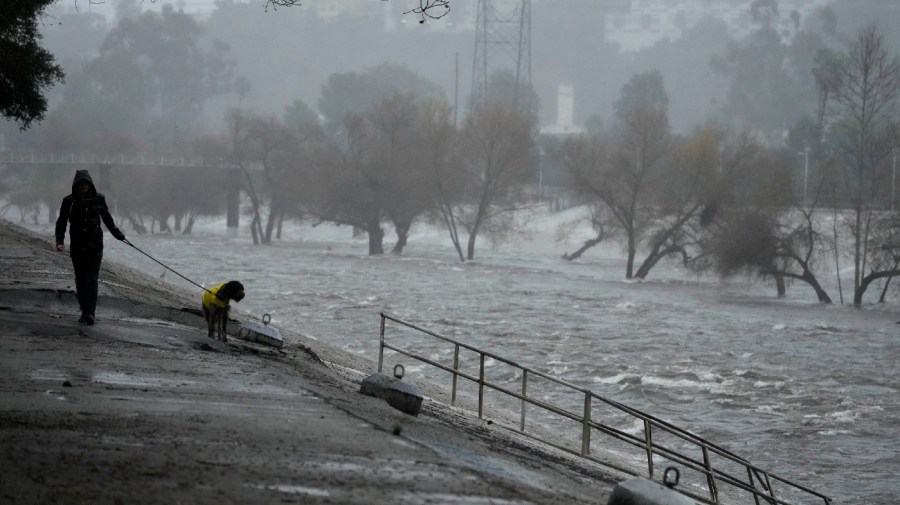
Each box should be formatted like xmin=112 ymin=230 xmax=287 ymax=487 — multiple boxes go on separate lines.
xmin=71 ymin=252 xmax=102 ymax=317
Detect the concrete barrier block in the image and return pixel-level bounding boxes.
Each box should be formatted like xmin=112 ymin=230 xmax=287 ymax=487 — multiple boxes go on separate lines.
xmin=238 ymin=318 xmax=283 ymax=348
xmin=359 ymin=373 xmax=423 ymax=417
xmin=607 ymin=475 xmax=695 ymax=505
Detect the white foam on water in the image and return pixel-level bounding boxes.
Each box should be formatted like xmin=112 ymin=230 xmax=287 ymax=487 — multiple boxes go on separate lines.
xmin=262 ymin=485 xmax=330 ymax=497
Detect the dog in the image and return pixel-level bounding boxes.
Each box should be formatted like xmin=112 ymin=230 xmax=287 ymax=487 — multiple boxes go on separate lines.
xmin=201 ymin=280 xmax=245 ymax=341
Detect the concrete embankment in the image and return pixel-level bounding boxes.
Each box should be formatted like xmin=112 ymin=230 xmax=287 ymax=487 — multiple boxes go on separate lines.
xmin=0 ymin=219 xmax=621 ymax=505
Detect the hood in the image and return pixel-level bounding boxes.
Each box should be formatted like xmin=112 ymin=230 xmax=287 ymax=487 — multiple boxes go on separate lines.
xmin=72 ymin=170 xmax=97 ymax=198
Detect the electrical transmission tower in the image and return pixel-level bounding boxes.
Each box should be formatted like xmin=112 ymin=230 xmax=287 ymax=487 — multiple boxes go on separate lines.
xmin=470 ymin=0 xmax=532 ymax=113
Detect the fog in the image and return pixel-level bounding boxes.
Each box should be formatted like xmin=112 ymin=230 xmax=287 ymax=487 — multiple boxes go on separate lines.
xmin=15 ymin=0 xmax=899 ymax=141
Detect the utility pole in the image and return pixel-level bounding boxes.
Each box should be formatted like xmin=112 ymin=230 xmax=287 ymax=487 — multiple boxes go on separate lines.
xmin=470 ymin=0 xmax=532 ymax=112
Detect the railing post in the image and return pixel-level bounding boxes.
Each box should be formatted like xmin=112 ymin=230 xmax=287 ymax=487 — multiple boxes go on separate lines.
xmin=748 ymin=467 xmax=762 ymax=505
xmin=643 ymin=419 xmax=654 ymax=479
xmin=478 ymin=353 xmax=485 ymax=419
xmin=378 ymin=314 xmax=385 ymax=373
xmin=581 ymin=391 xmax=591 ymax=456
xmin=451 ymin=343 xmax=459 ymax=407
xmin=702 ymin=445 xmax=719 ymax=503
xmin=763 ymin=472 xmax=777 ymax=505
xmin=520 ymin=370 xmax=528 ymax=431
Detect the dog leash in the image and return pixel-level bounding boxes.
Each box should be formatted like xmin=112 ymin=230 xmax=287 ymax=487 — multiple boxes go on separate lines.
xmin=121 ymin=238 xmax=216 ymax=296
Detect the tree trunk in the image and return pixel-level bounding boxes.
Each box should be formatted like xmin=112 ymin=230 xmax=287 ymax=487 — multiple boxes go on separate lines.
xmin=625 ymin=232 xmax=636 ymax=279
xmin=367 ymin=219 xmax=384 ymax=255
xmin=878 ymin=258 xmax=900 ymax=302
xmin=183 ymin=210 xmax=198 ymax=235
xmin=439 ymin=205 xmax=466 ymax=262
xmin=855 ymin=269 xmax=900 ymax=305
xmin=250 ymin=214 xmax=260 ymax=245
xmin=634 ymin=244 xmax=668 ymax=280
xmin=391 ymin=220 xmax=410 ymax=255
xmin=878 ymin=276 xmax=892 ymax=303
xmin=801 ymin=269 xmax=832 ymax=303
xmin=126 ymin=214 xmax=147 ymax=235
xmin=264 ymin=208 xmax=279 ymax=244
xmin=240 ymin=167 xmax=264 ymax=245
xmin=466 ymin=227 xmax=478 ymax=261
xmin=775 ymin=273 xmax=786 ymax=298
xmin=157 ymin=216 xmax=171 ymax=233
xmin=563 ymin=233 xmax=604 ymax=261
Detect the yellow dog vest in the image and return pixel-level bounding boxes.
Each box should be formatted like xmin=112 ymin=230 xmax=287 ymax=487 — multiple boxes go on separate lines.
xmin=202 ymin=282 xmax=229 ymax=309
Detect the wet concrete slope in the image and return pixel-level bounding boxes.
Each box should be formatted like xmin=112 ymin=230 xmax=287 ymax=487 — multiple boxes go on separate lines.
xmin=0 ymin=220 xmax=619 ymax=505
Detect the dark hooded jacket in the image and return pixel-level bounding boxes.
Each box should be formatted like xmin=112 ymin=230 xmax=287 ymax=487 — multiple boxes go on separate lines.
xmin=55 ymin=170 xmax=124 ymax=255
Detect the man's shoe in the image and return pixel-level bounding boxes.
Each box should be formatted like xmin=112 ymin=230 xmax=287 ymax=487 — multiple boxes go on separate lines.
xmin=85 ymin=315 xmax=94 ymax=326
xmin=78 ymin=314 xmax=89 ymax=323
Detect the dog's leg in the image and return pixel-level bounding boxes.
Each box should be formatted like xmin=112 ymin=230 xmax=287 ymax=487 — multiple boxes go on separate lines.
xmin=203 ymin=304 xmax=214 ymax=338
xmin=214 ymin=308 xmax=223 ymax=340
xmin=220 ymin=306 xmax=229 ymax=342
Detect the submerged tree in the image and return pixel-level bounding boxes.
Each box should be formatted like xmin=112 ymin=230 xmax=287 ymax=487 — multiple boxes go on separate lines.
xmin=826 ymin=25 xmax=900 ymax=305
xmin=456 ymin=102 xmax=536 ymax=261
xmin=417 ymin=100 xmax=466 ymax=261
xmin=560 ymin=71 xmax=673 ymax=279
xmin=223 ymin=109 xmax=302 ymax=245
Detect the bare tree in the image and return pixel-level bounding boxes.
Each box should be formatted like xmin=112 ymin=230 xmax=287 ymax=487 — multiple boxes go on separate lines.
xmin=692 ymin=130 xmax=840 ymax=302
xmin=561 ymin=203 xmax=609 ymax=261
xmin=366 ymin=92 xmax=425 ymax=255
xmin=557 ymin=134 xmax=611 ymax=261
xmin=456 ymin=102 xmax=536 ymax=261
xmin=863 ymin=214 xmax=900 ymax=303
xmin=705 ymin=205 xmax=833 ymax=302
xmin=225 ymin=109 xmax=298 ymax=244
xmin=417 ymin=100 xmax=467 ymax=261
xmin=560 ymin=97 xmax=671 ymax=279
xmin=827 ymin=25 xmax=900 ymax=305
xmin=301 ymin=113 xmax=390 ymax=255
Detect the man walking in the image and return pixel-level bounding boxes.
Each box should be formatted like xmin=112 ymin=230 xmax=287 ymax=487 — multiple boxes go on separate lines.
xmin=55 ymin=170 xmax=126 ymax=325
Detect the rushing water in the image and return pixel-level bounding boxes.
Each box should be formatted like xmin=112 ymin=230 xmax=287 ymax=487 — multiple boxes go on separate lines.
xmin=28 ymin=210 xmax=897 ymax=504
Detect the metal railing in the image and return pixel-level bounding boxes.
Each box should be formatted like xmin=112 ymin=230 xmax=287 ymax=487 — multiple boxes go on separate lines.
xmin=378 ymin=312 xmax=831 ymax=505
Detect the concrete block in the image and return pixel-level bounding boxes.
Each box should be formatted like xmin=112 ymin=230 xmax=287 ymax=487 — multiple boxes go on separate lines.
xmin=607 ymin=473 xmax=695 ymax=505
xmin=359 ymin=373 xmax=423 ymax=417
xmin=237 ymin=315 xmax=283 ymax=348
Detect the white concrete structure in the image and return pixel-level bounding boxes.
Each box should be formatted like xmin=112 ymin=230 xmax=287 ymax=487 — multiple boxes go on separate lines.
xmin=540 ymin=83 xmax=585 ymax=136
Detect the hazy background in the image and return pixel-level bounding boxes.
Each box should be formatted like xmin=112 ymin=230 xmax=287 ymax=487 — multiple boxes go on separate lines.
xmin=3 ymin=0 xmax=898 ymax=147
